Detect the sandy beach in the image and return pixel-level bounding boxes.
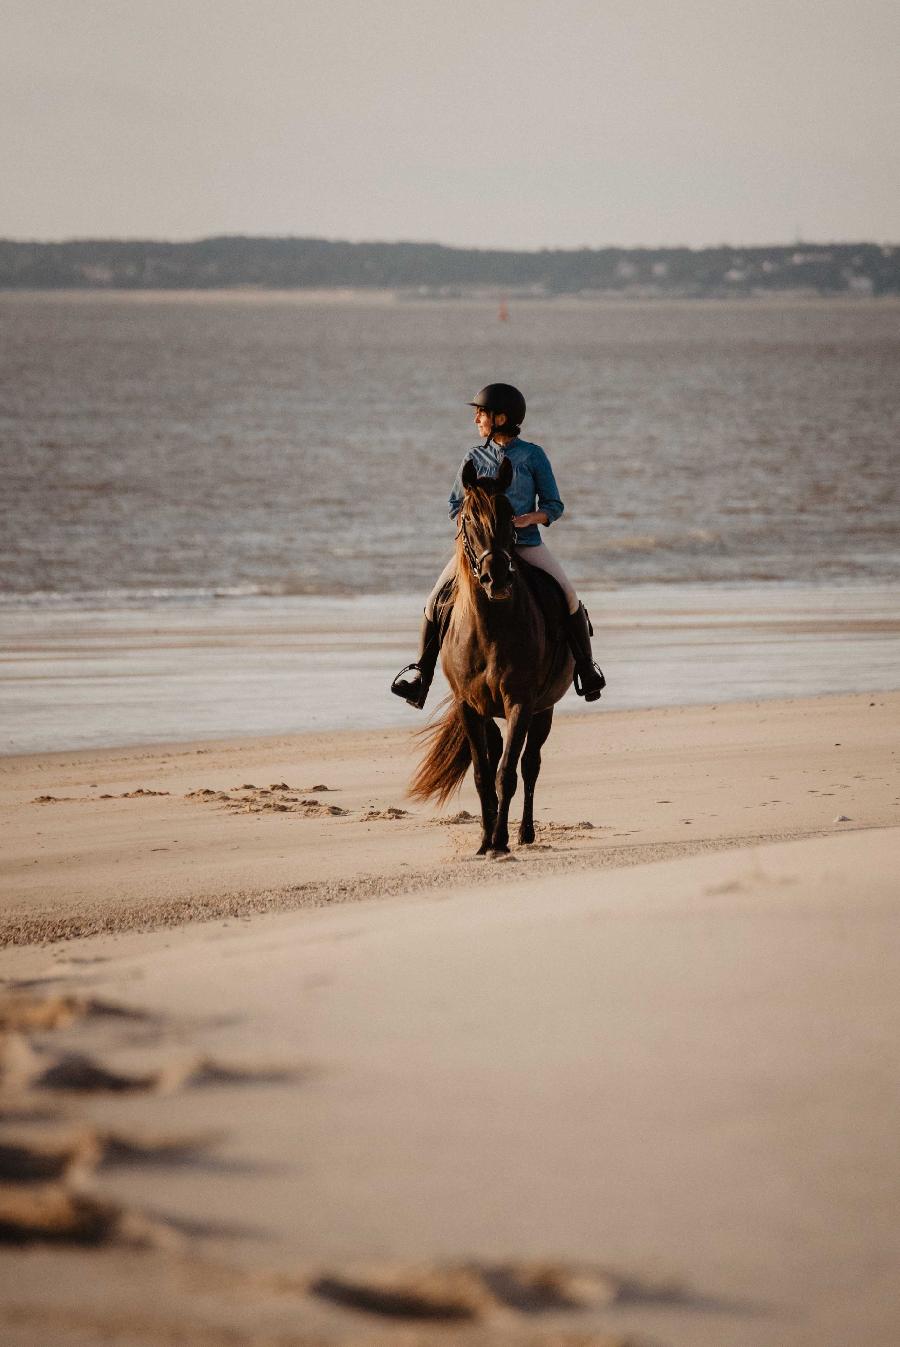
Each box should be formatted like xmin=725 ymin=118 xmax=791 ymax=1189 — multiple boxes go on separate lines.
xmin=3 ymin=690 xmax=897 ymax=943
xmin=1 ymin=690 xmax=899 ymax=1345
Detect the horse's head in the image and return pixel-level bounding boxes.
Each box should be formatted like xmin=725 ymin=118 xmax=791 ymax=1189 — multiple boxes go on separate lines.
xmin=458 ymin=456 xmax=516 ymax=602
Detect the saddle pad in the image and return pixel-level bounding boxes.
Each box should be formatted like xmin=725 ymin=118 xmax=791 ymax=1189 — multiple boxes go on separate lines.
xmin=514 ymin=553 xmax=570 ymax=634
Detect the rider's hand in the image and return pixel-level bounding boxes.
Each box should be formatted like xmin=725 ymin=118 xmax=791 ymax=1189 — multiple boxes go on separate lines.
xmin=513 ymin=511 xmax=546 ymax=528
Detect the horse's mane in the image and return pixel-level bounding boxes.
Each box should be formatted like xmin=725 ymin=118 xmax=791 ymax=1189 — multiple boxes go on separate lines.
xmin=453 ymin=485 xmax=505 ymax=620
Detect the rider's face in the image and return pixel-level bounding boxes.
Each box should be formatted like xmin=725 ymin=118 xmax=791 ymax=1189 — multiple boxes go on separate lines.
xmin=474 ymin=408 xmax=506 ymax=437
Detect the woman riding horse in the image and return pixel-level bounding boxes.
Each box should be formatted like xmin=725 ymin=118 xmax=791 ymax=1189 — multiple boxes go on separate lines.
xmin=403 ymin=453 xmax=591 ymax=853
xmin=391 ymin=382 xmax=605 ymax=708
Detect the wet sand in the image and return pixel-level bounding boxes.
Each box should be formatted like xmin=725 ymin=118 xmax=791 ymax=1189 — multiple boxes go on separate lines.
xmin=1 ymin=692 xmax=899 ymax=1344
xmin=3 ymin=583 xmax=899 ymax=753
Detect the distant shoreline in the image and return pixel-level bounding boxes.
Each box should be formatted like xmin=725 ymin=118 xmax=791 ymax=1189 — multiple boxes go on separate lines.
xmin=1 ymin=236 xmax=896 ymax=296
xmin=3 ymin=287 xmax=898 ymax=304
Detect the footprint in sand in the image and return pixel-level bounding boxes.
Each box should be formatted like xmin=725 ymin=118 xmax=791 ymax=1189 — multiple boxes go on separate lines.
xmin=537 ymin=821 xmax=599 ymax=840
xmin=0 ymin=1125 xmax=225 ymax=1183
xmin=309 ymin=1259 xmax=686 ymax=1321
xmin=0 ymin=989 xmax=304 ymax=1255
xmin=0 ymin=1131 xmax=101 ymax=1183
xmin=0 ymin=1182 xmax=236 ymax=1249
xmin=31 ymin=789 xmax=169 ymax=804
xmin=0 ymin=993 xmax=155 ymax=1033
xmin=433 ymin=809 xmax=477 ymax=825
xmin=1 ymin=1037 xmax=304 ymax=1096
xmin=437 ymin=813 xmax=599 ymax=838
xmin=1 ymin=1040 xmax=164 ymax=1095
xmin=0 ymin=1183 xmax=131 ymax=1246
xmin=186 ymin=786 xmax=348 ymax=817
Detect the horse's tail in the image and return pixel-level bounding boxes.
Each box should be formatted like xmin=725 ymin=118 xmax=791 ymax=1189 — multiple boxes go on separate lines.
xmin=408 ymin=697 xmax=471 ymax=805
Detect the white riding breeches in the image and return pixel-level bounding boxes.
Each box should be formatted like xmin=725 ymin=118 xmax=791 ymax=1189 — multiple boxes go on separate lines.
xmin=516 ymin=542 xmax=580 ymax=614
xmin=424 ymin=541 xmax=579 ymax=619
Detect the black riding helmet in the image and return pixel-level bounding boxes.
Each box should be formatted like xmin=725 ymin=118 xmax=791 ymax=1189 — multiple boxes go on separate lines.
xmin=468 ymin=383 xmax=526 ymax=428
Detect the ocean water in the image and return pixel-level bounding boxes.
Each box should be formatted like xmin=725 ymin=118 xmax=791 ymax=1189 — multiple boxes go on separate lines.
xmin=2 ymin=292 xmax=899 ymax=602
xmin=2 ymin=292 xmax=899 ymax=751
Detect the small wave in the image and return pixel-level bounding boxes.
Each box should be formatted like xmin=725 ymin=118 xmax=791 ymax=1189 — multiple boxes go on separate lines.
xmin=596 ymin=534 xmax=661 ymax=552
xmin=0 ymin=585 xmax=273 ymax=611
xmin=2 ymin=567 xmax=896 ymax=614
xmin=593 ymin=528 xmax=724 ymax=555
xmin=0 ymin=573 xmax=378 ymax=609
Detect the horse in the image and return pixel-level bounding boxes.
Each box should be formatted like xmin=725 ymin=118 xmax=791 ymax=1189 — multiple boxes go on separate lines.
xmin=409 ymin=457 xmax=574 ymax=855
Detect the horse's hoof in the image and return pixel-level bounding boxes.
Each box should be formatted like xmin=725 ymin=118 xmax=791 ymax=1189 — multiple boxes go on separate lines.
xmin=518 ymin=829 xmax=535 ymax=845
xmin=488 ymin=845 xmax=511 ymax=858
xmin=476 ymin=844 xmax=491 ymax=857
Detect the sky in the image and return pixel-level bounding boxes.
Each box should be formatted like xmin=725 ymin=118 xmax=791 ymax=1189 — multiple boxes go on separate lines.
xmin=3 ymin=0 xmax=899 ymax=249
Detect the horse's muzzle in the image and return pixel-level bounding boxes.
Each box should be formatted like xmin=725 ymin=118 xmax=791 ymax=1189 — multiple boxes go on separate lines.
xmin=479 ymin=574 xmax=514 ymax=602
xmin=477 ymin=548 xmax=514 ymax=602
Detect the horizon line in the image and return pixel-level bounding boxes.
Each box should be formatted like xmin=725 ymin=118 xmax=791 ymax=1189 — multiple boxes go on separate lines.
xmin=3 ymin=233 xmax=897 ymax=253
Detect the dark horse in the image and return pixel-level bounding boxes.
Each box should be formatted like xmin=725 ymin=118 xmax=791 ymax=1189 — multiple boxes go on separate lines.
xmin=409 ymin=458 xmax=573 ymax=855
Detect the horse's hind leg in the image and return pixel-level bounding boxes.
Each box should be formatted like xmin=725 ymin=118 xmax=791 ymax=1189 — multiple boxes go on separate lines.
xmin=518 ymin=708 xmax=553 ymax=845
xmin=460 ymin=703 xmax=499 ymax=856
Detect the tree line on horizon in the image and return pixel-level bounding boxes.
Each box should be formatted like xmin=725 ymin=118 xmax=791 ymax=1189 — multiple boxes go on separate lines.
xmin=0 ymin=237 xmax=896 ymax=295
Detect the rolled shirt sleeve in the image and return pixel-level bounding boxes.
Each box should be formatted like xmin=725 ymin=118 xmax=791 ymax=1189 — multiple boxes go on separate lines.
xmin=448 ymin=458 xmax=469 ymax=521
xmin=531 ymin=444 xmax=564 ymax=525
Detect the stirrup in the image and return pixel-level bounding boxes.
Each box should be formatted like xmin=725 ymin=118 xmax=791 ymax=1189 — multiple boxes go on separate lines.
xmin=391 ymin=662 xmax=429 ymax=709
xmin=573 ymin=662 xmax=606 ymax=702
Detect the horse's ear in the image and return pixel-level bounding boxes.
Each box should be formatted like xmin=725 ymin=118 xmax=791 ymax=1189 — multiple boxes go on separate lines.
xmin=497 ymin=456 xmax=513 ymax=491
xmin=462 ymin=459 xmax=478 ymax=490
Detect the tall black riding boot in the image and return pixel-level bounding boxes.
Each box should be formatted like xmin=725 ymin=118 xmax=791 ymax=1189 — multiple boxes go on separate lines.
xmin=565 ymin=603 xmax=606 ymax=702
xmin=390 ymin=611 xmax=440 ymax=710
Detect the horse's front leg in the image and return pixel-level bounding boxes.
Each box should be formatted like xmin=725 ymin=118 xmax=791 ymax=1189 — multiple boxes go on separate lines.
xmin=491 ymin=703 xmax=533 ymax=854
xmin=519 ymin=707 xmax=553 ymax=845
xmin=460 ymin=702 xmax=498 ymax=856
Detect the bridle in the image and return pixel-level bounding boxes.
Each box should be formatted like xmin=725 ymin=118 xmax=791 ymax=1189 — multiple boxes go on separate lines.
xmin=458 ymin=507 xmax=515 ymax=585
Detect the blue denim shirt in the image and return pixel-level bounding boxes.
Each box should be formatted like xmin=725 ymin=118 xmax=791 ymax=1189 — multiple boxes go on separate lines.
xmin=448 ymin=438 xmax=565 ymax=547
